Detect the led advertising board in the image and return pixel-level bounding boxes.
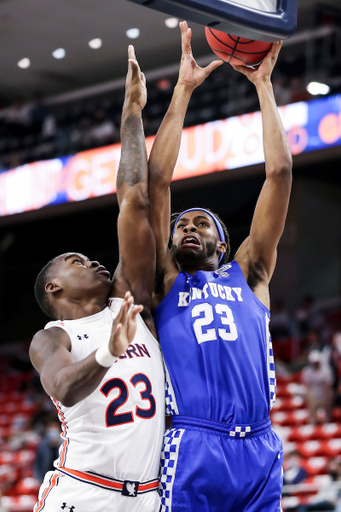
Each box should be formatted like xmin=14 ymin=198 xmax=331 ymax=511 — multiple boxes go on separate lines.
xmin=0 ymin=93 xmax=340 ymax=218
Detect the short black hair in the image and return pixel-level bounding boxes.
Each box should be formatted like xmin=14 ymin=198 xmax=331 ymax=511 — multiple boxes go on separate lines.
xmin=169 ymin=208 xmax=231 ymax=266
xmin=34 ymin=258 xmax=58 ymax=319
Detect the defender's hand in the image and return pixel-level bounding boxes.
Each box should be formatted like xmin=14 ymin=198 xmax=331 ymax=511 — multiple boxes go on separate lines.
xmin=230 ymin=40 xmax=282 ymax=86
xmin=177 ymin=21 xmax=223 ymax=91
xmin=124 ymin=45 xmax=147 ymax=110
xmin=109 ymin=292 xmax=143 ymax=358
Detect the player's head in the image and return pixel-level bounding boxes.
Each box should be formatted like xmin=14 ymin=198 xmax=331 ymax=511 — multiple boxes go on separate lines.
xmin=34 ymin=252 xmax=112 ymax=319
xmin=170 ymin=208 xmax=230 ymax=268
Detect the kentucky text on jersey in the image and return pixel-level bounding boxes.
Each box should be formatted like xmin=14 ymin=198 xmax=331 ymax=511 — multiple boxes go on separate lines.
xmin=178 ymin=284 xmax=243 ymax=307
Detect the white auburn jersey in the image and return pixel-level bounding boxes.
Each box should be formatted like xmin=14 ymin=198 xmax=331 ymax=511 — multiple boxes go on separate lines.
xmin=45 ymin=298 xmax=165 ymax=483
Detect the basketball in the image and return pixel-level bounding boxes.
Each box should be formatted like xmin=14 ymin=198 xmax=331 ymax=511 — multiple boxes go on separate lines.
xmin=205 ymin=27 xmax=272 ymax=66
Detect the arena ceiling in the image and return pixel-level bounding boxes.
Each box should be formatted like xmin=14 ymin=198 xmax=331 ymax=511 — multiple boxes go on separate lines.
xmin=0 ymin=0 xmax=339 ymax=103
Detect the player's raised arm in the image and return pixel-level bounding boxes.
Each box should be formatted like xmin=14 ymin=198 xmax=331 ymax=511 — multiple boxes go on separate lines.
xmin=116 ymin=46 xmax=156 ymax=332
xmin=232 ymin=41 xmax=292 ymax=285
xmin=29 ymin=292 xmax=142 ymax=407
xmin=148 ymin=21 xmax=223 ymax=273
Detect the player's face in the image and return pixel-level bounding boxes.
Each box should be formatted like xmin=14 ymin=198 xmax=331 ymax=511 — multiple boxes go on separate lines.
xmin=171 ymin=211 xmax=220 ymax=265
xmin=50 ymin=252 xmax=112 ymax=297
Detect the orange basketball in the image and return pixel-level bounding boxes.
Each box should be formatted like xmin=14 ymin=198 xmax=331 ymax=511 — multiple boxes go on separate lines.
xmin=205 ymin=28 xmax=272 ymax=66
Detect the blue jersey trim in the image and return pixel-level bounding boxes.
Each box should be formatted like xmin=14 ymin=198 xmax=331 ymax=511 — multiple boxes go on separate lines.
xmin=172 ymin=415 xmax=271 ymax=438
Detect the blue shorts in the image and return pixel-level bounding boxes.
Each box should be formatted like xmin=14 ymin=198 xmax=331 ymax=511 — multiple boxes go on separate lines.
xmin=159 ymin=416 xmax=283 ymax=512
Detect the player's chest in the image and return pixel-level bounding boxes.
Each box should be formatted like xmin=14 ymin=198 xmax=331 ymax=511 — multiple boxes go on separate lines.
xmin=170 ymin=278 xmax=262 ymax=346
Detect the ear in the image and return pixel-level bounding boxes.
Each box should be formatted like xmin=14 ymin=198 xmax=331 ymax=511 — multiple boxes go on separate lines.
xmin=217 ymin=241 xmax=227 ymax=255
xmin=45 ymin=279 xmax=63 ymax=295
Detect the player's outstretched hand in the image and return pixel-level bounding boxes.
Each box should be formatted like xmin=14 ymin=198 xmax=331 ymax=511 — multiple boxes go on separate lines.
xmin=230 ymin=40 xmax=282 ymax=86
xmin=109 ymin=291 xmax=143 ymax=358
xmin=177 ymin=21 xmax=223 ymax=91
xmin=124 ymin=45 xmax=147 ymax=110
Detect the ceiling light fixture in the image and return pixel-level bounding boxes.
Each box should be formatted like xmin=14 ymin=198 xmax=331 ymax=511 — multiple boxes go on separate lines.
xmin=126 ymin=28 xmax=140 ymax=39
xmin=52 ymin=48 xmax=66 ymax=59
xmin=17 ymin=58 xmax=30 ymax=69
xmin=165 ymin=17 xmax=179 ymax=28
xmin=89 ymin=38 xmax=102 ymax=49
xmin=307 ymin=81 xmax=330 ymax=96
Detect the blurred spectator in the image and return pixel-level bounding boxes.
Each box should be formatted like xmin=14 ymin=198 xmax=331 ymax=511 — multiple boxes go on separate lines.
xmin=0 ymin=98 xmax=31 ymax=137
xmin=90 ymin=108 xmax=117 ymax=146
xmin=295 ymin=296 xmax=323 ymax=336
xmin=283 ymin=450 xmax=307 ymax=485
xmin=0 ymin=489 xmax=6 ymax=512
xmin=298 ymin=458 xmax=341 ymax=511
xmin=30 ymin=94 xmax=50 ymax=135
xmin=270 ymin=298 xmax=292 ymax=339
xmin=302 ymin=350 xmax=333 ymax=424
xmin=33 ymin=421 xmax=62 ymax=482
xmin=330 ymin=332 xmax=341 ymax=396
xmin=42 ymin=114 xmax=57 ymax=139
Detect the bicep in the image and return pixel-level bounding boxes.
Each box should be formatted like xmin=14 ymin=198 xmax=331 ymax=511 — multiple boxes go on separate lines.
xmin=248 ymin=171 xmax=291 ymax=279
xmin=29 ymin=329 xmax=73 ymax=398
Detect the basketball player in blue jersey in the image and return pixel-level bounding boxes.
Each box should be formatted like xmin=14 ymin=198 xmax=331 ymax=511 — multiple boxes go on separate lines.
xmin=29 ymin=47 xmax=165 ymax=512
xmin=148 ymin=22 xmax=292 ymax=511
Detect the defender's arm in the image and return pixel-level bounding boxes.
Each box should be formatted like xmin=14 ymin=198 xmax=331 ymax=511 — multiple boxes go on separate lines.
xmin=234 ymin=42 xmax=292 ymax=283
xmin=116 ymin=46 xmax=156 ymax=333
xmin=29 ymin=293 xmax=142 ymax=407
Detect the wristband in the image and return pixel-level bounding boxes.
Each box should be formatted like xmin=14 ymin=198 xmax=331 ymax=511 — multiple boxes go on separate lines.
xmin=95 ymin=343 xmax=118 ymax=368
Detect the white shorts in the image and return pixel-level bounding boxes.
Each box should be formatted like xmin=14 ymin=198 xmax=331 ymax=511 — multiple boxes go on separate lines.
xmin=34 ymin=471 xmax=161 ymax=512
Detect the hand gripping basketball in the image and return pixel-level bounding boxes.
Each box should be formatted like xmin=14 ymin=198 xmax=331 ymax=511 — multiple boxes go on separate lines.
xmin=230 ymin=40 xmax=282 ymax=84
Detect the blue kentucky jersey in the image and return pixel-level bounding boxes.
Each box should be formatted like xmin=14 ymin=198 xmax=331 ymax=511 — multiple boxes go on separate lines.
xmin=154 ymin=261 xmax=276 ymax=425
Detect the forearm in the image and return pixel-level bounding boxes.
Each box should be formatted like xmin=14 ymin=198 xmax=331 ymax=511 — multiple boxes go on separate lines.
xmin=256 ymin=79 xmax=292 ymax=177
xmin=148 ymin=83 xmax=193 ymax=186
xmin=117 ymin=111 xmax=148 ymax=205
xmin=45 ymin=352 xmax=108 ymax=407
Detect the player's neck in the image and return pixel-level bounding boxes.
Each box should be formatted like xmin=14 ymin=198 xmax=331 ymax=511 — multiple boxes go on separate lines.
xmin=179 ymin=258 xmax=218 ymax=275
xmin=57 ymin=296 xmax=108 ymax=321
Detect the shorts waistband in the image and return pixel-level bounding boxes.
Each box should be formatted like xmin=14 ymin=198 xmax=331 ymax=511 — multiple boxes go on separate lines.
xmin=56 ymin=466 xmax=159 ymax=496
xmin=171 ymin=415 xmax=271 ymax=438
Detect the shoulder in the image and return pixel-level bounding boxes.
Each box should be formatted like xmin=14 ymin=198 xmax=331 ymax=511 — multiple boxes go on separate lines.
xmin=29 ymin=327 xmax=71 ymax=370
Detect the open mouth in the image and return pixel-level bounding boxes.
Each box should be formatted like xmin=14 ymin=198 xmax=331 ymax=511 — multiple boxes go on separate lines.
xmin=181 ymin=235 xmax=200 ymax=247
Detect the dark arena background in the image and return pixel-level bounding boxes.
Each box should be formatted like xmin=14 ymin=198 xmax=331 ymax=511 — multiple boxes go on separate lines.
xmin=1 ymin=0 xmax=341 ymax=510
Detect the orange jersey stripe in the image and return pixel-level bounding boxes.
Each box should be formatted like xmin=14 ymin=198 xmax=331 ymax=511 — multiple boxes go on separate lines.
xmin=35 ymin=473 xmax=61 ymax=512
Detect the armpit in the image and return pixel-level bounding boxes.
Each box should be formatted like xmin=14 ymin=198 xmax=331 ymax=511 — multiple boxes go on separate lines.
xmin=247 ymin=259 xmax=268 ymax=292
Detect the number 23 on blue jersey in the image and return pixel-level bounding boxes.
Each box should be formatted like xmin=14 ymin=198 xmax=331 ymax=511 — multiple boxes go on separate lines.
xmin=192 ymin=303 xmax=238 ymax=344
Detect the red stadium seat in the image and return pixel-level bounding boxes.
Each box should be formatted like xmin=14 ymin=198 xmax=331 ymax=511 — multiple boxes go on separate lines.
xmin=332 ymin=408 xmax=341 ymax=422
xmin=272 ymin=396 xmax=306 ymax=412
xmin=301 ymin=457 xmax=329 ymax=476
xmin=1 ymin=495 xmax=37 ymax=512
xmin=315 ymin=423 xmax=341 ymax=439
xmin=288 ymin=424 xmax=317 ymax=442
xmin=271 ymin=409 xmax=309 ymax=426
xmin=297 ymin=440 xmax=323 ymax=457
xmin=14 ymin=477 xmax=40 ymax=496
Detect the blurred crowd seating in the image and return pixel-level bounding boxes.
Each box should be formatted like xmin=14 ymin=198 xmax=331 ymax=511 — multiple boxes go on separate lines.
xmin=0 ymin=295 xmax=341 ymax=510
xmin=0 ymin=349 xmax=59 ymax=512
xmin=0 ymin=28 xmax=340 ymax=173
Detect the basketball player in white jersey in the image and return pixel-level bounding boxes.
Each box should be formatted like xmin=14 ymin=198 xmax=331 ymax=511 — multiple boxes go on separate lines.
xmin=29 ymin=47 xmax=165 ymax=512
